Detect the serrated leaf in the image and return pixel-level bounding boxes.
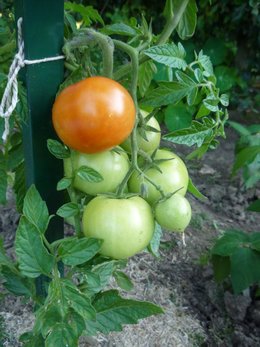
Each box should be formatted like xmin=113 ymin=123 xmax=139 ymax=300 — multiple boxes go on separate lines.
xmin=62 ymin=280 xmax=96 ymax=320
xmin=56 ymin=202 xmax=80 ymax=218
xmin=231 ymin=248 xmax=260 ymax=294
xmin=64 ymin=2 xmax=104 ymax=27
xmin=148 ymin=222 xmax=162 ymax=258
xmin=45 ymin=322 xmax=78 ymax=347
xmin=57 ymin=177 xmax=72 ymax=191
xmin=15 ymin=217 xmax=55 ymax=278
xmin=142 ymin=81 xmax=193 ymax=107
xmin=144 ymin=43 xmax=187 ymax=69
xmin=47 ymin=139 xmax=70 ymax=159
xmin=211 ymin=230 xmax=249 ymax=257
xmin=23 ymin=185 xmax=49 ymax=233
xmin=188 ymin=178 xmax=207 ymax=201
xmin=86 ymin=290 xmax=163 ymax=335
xmin=197 ymin=51 xmax=214 ymax=76
xmin=114 ymin=271 xmax=134 ymax=291
xmin=194 ymin=68 xmax=203 ymax=83
xmin=203 ymin=96 xmax=219 ymax=112
xmin=164 ymin=119 xmax=214 ymax=147
xmin=232 ymin=146 xmax=260 ymax=176
xmin=58 ymin=237 xmax=102 ymax=266
xmin=76 ymin=166 xmax=103 ymax=183
xmin=176 ymin=0 xmax=197 ymax=40
xmin=164 ymin=102 xmax=193 ymax=131
xmin=220 ymin=93 xmax=229 ymax=106
xmin=102 ymin=23 xmax=138 ymax=37
xmin=1 ymin=266 xmax=35 ymax=297
xmin=211 ymin=255 xmax=231 ymax=283
xmin=138 ymin=60 xmax=157 ymax=97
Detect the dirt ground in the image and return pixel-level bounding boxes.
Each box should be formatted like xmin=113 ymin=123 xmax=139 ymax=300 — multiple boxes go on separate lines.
xmin=0 ymin=122 xmax=260 ymax=347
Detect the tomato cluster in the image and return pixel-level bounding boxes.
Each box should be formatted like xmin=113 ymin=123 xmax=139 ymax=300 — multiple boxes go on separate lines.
xmin=52 ymin=77 xmax=192 ymax=260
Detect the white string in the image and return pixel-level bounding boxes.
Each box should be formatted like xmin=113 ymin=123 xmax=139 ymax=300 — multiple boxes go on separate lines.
xmin=0 ymin=17 xmax=64 ymax=142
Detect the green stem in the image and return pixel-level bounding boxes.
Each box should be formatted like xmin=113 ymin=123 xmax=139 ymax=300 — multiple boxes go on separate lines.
xmin=84 ymin=29 xmax=114 ymax=78
xmin=156 ymin=0 xmax=189 ymax=45
xmin=114 ymin=0 xmax=189 ymax=80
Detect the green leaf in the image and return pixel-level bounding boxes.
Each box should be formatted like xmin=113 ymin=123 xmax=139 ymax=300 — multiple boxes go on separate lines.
xmin=19 ymin=332 xmax=45 ymax=347
xmin=1 ymin=266 xmax=35 ymax=297
xmin=138 ymin=60 xmax=157 ymax=97
xmin=203 ymin=96 xmax=219 ymax=112
xmin=195 ymin=104 xmax=211 ymax=119
xmin=220 ymin=94 xmax=229 ymax=107
xmin=57 ymin=177 xmax=72 ymax=191
xmin=232 ymin=146 xmax=260 ymax=176
xmin=211 ymin=230 xmax=249 ymax=257
xmin=247 ymin=199 xmax=260 ymax=212
xmin=215 ymin=66 xmax=237 ymax=92
xmin=58 ymin=237 xmax=102 ymax=266
xmin=47 ymin=139 xmax=70 ymax=159
xmin=148 ymin=222 xmax=163 ymax=258
xmin=45 ymin=322 xmax=78 ymax=347
xmin=211 ymin=255 xmax=231 ymax=283
xmin=164 ymin=119 xmax=214 ymax=147
xmin=114 ymin=271 xmax=134 ymax=291
xmin=0 ymin=239 xmax=14 ymax=268
xmin=86 ymin=290 xmax=163 ymax=335
xmin=164 ymin=102 xmax=193 ymax=131
xmin=102 ymin=23 xmax=138 ymax=37
xmin=144 ymin=43 xmax=187 ymax=70
xmin=231 ymin=248 xmax=260 ymax=294
xmin=188 ymin=178 xmax=207 ymax=201
xmin=61 ymin=280 xmax=96 ymax=321
xmin=81 ymin=261 xmax=115 ymax=295
xmin=56 ymin=202 xmax=80 ymax=218
xmin=203 ymin=38 xmax=227 ymax=66
xmin=197 ymin=51 xmax=214 ymax=76
xmin=142 ymin=81 xmax=193 ymax=107
xmin=194 ymin=68 xmax=203 ymax=83
xmin=23 ymin=185 xmax=49 ymax=234
xmin=250 ymin=233 xmax=260 ymax=251
xmin=64 ymin=2 xmax=104 ymax=27
xmin=76 ymin=166 xmax=103 ymax=183
xmin=176 ymin=0 xmax=197 ymax=40
xmin=0 ymin=151 xmax=7 ymax=204
xmin=15 ymin=217 xmax=55 ymax=278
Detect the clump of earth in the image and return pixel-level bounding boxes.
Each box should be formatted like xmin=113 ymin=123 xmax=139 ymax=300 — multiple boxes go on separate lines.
xmin=0 ymin=124 xmax=259 ymax=346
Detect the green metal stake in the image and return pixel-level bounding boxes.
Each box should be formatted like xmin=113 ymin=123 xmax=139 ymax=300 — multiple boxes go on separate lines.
xmin=14 ymin=0 xmax=65 ymax=295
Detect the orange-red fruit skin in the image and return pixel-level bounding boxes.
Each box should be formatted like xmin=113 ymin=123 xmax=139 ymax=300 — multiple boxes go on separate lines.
xmin=52 ymin=76 xmax=136 ymax=153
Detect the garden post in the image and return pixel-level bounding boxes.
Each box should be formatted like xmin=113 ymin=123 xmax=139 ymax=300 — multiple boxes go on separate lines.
xmin=14 ymin=0 xmax=65 ymax=294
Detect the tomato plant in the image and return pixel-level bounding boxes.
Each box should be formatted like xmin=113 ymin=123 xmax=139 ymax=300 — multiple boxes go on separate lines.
xmin=64 ymin=148 xmax=129 ymax=195
xmin=82 ymin=196 xmax=155 ymax=259
xmin=155 ymin=193 xmax=192 ymax=232
xmin=0 ymin=1 xmax=232 ymax=346
xmin=121 ymin=110 xmax=161 ymax=153
xmin=52 ymin=76 xmax=136 ymax=153
xmin=128 ymin=149 xmax=189 ymax=204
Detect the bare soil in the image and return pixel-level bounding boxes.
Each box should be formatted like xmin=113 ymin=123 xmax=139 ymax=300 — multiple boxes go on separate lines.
xmin=0 ymin=124 xmax=260 ymax=347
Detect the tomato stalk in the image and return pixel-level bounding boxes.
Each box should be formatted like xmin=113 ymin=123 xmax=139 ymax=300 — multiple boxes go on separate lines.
xmin=114 ymin=0 xmax=189 ymax=81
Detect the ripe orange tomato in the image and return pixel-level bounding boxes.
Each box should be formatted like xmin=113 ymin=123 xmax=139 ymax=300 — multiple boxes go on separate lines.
xmin=52 ymin=76 xmax=136 ymax=153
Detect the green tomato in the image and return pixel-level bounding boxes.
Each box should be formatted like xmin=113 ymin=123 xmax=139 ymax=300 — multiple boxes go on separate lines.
xmin=128 ymin=149 xmax=189 ymax=204
xmin=155 ymin=193 xmax=192 ymax=232
xmin=82 ymin=196 xmax=155 ymax=259
xmin=121 ymin=114 xmax=161 ymax=153
xmin=64 ymin=149 xmax=129 ymax=195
